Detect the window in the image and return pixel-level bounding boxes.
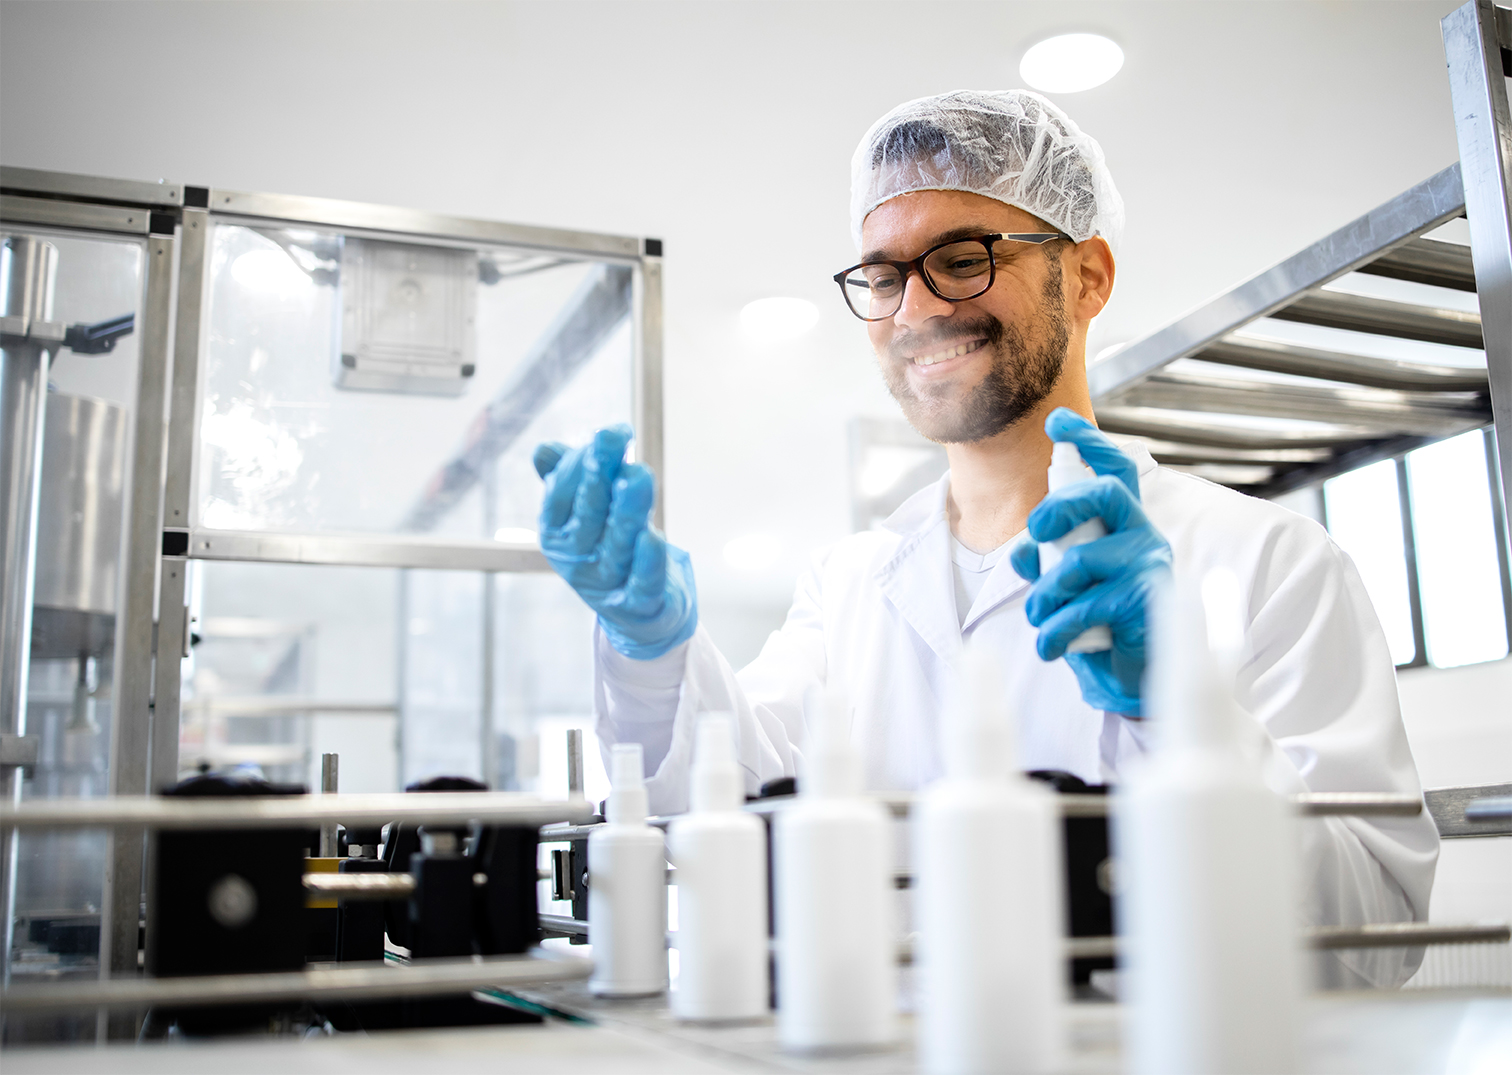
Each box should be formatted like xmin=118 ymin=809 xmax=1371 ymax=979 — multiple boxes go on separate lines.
xmin=1321 ymin=429 xmax=1511 ymax=670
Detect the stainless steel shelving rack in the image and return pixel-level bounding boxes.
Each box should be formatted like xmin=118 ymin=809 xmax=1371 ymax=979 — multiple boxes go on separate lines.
xmin=0 ymin=169 xmax=664 ymax=1011
xmin=1092 ymin=0 xmax=1512 ymax=525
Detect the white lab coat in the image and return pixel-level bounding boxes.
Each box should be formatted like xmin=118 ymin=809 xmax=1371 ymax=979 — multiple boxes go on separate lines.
xmin=594 ymin=443 xmax=1439 ymax=987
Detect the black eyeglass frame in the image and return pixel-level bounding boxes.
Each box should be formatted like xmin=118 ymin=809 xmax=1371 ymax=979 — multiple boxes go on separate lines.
xmin=831 ymin=232 xmax=1070 ymax=322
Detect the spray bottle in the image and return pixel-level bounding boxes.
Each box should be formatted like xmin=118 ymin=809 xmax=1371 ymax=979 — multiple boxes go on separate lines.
xmin=915 ymin=643 xmax=1065 ymax=1074
xmin=1115 ymin=570 xmax=1301 ymax=1074
xmin=774 ymin=690 xmax=895 ymax=1051
xmin=1040 ymin=441 xmax=1112 ymax=653
xmin=668 ymin=714 xmax=768 ymax=1021
xmin=588 ymin=742 xmax=668 ymax=997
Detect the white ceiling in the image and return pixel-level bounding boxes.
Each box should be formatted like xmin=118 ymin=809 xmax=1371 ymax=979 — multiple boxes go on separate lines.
xmin=0 ymin=0 xmax=1468 ymax=631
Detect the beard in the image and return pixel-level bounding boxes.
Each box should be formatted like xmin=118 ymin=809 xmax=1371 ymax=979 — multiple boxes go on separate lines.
xmin=880 ymin=260 xmax=1069 ymax=445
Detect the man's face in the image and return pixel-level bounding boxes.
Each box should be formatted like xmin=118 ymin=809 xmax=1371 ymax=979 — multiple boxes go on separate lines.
xmin=860 ymin=190 xmax=1070 ymax=444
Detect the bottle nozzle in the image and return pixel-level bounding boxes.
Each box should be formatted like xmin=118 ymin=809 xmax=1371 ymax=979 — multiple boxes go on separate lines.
xmin=691 ymin=714 xmax=743 ymax=812
xmin=607 ymin=742 xmax=649 ymax=824
xmin=804 ymin=688 xmax=861 ymax=798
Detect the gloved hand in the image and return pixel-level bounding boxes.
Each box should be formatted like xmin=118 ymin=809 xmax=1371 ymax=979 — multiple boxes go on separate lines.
xmin=533 ymin=424 xmax=697 ymax=660
xmin=1009 ymin=408 xmax=1172 ymax=715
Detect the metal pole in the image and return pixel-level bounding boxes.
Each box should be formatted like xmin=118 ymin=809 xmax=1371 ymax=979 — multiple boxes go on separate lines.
xmin=633 ymin=250 xmax=665 ymax=530
xmin=318 ymin=753 xmax=339 ymax=856
xmin=0 ymin=235 xmax=58 ymax=988
xmin=481 ymin=458 xmax=497 ymax=790
xmin=565 ymin=728 xmax=583 ymax=801
xmin=1444 ymin=1 xmax=1512 ymax=545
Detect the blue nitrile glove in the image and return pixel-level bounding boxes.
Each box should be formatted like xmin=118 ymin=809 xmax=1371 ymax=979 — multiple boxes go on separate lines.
xmin=533 ymin=423 xmax=697 ymax=660
xmin=1009 ymin=408 xmax=1172 ymax=715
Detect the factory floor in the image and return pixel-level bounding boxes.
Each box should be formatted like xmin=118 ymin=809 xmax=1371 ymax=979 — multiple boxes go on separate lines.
xmin=5 ymin=986 xmax=1509 ymax=1073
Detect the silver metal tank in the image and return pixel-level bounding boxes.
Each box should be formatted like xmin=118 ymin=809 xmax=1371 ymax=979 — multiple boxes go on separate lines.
xmin=30 ymin=392 xmax=127 ymax=659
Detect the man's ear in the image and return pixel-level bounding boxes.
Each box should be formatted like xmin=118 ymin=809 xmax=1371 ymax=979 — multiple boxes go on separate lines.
xmin=1068 ymin=236 xmax=1115 ymax=321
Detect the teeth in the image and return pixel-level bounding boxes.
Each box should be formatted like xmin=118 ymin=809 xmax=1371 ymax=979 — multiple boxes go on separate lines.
xmin=913 ymin=340 xmax=981 ymax=366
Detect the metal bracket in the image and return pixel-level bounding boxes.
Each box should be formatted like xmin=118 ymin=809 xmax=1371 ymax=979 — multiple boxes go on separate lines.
xmin=0 ymin=734 xmax=39 ymax=767
xmin=0 ymin=316 xmax=67 ymax=344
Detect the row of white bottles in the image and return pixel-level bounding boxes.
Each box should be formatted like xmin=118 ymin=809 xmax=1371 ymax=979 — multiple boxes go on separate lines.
xmin=587 ymin=568 xmax=1301 ymax=1072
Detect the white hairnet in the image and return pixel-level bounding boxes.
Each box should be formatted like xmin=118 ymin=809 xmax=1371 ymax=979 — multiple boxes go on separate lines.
xmin=850 ymin=89 xmax=1123 ymax=252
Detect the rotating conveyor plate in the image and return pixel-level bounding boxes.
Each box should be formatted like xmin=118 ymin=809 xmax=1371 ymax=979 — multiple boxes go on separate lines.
xmin=1091 ymin=163 xmax=1495 ymax=497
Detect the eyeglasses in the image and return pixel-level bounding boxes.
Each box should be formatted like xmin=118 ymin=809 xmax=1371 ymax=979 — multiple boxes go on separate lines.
xmin=832 ymin=233 xmax=1068 ymax=322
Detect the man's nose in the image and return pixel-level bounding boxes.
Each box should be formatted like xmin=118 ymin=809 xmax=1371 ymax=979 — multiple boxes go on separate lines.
xmin=891 ymin=270 xmax=955 ymax=333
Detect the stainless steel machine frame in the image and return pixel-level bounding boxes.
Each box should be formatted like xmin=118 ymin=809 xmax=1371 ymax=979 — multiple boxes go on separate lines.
xmin=1095 ymin=1 xmax=1511 ymax=518
xmin=0 ymin=168 xmax=664 ymax=1016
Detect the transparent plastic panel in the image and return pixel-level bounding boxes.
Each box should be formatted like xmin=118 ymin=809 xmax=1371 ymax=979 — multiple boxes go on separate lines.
xmin=198 ymin=224 xmax=634 ymax=540
xmin=8 ymin=231 xmax=142 ymax=995
xmin=187 ymin=561 xmax=400 ymax=792
xmin=187 ymin=560 xmax=599 ymax=795
xmin=1406 ymin=431 xmax=1510 ymax=669
xmin=1324 ymin=460 xmax=1416 ymax=665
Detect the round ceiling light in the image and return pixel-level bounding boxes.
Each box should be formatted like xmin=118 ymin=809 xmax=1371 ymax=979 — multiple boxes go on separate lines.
xmin=740 ymin=296 xmax=819 ymax=345
xmin=1019 ymin=33 xmax=1124 ymax=94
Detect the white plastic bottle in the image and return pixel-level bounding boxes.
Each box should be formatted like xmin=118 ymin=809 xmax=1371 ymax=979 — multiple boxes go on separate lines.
xmin=668 ymin=714 xmax=768 ymax=1021
xmin=916 ymin=643 xmax=1065 ymax=1074
xmin=588 ymin=742 xmax=668 ymax=997
xmin=1039 ymin=440 xmax=1112 ymax=653
xmin=1115 ymin=570 xmax=1301 ymax=1075
xmin=774 ymin=690 xmax=895 ymax=1051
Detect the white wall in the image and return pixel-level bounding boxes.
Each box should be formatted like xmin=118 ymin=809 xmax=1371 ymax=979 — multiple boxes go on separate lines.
xmin=1396 ymin=657 xmax=1511 ymax=986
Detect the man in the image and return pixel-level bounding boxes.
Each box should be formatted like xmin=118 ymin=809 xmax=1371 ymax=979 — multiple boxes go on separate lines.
xmin=533 ymin=90 xmax=1438 ymax=988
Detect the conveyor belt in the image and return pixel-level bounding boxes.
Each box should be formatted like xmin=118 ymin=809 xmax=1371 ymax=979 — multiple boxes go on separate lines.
xmin=1091 ymin=163 xmax=1496 ymax=496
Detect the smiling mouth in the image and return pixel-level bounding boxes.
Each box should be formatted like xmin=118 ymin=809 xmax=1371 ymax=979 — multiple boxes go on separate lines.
xmin=909 ymin=338 xmax=986 ymax=367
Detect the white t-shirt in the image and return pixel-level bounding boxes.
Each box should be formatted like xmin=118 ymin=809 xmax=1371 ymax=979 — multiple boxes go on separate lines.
xmin=950 ymin=536 xmax=1011 ymax=628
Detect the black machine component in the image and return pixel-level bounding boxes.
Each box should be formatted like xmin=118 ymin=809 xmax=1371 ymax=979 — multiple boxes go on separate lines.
xmin=63 ymin=313 xmax=134 ymax=354
xmin=144 ymin=770 xmax=547 ymax=1036
xmin=146 ymin=771 xmax=309 ymax=1035
xmin=1028 ymin=770 xmax=1116 ymax=987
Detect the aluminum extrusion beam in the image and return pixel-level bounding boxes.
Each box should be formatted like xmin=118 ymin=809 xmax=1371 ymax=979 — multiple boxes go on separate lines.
xmin=1090 ymin=164 xmax=1468 ymax=401
xmin=1445 ymin=0 xmax=1512 ymax=559
xmin=102 ymin=232 xmax=176 ymax=1000
xmin=185 ymin=528 xmax=549 ymax=572
xmin=1108 ymin=370 xmax=1490 ymax=436
xmin=400 ymin=263 xmax=634 ymax=533
xmin=0 ymin=792 xmax=595 ymax=830
xmin=1268 ymin=289 xmax=1484 ymax=349
xmin=1195 ymin=336 xmax=1491 ymax=391
xmin=1356 ymin=235 xmax=1478 ymax=291
xmin=0 ymin=167 xmax=186 ymax=208
xmin=210 ymin=189 xmax=639 ymax=260
xmin=0 ymin=194 xmax=153 ymax=236
xmin=0 ymin=950 xmax=591 ymax=1014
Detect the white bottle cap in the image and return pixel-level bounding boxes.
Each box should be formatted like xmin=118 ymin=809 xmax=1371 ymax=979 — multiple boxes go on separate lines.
xmin=607 ymin=742 xmax=649 ymax=824
xmin=1051 ymin=441 xmax=1083 ymax=467
xmin=803 ymin=688 xmax=861 ymax=798
xmin=1047 ymin=440 xmax=1091 ymax=492
xmin=947 ymin=643 xmax=1017 ymax=781
xmin=690 ymin=714 xmax=743 ymax=813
